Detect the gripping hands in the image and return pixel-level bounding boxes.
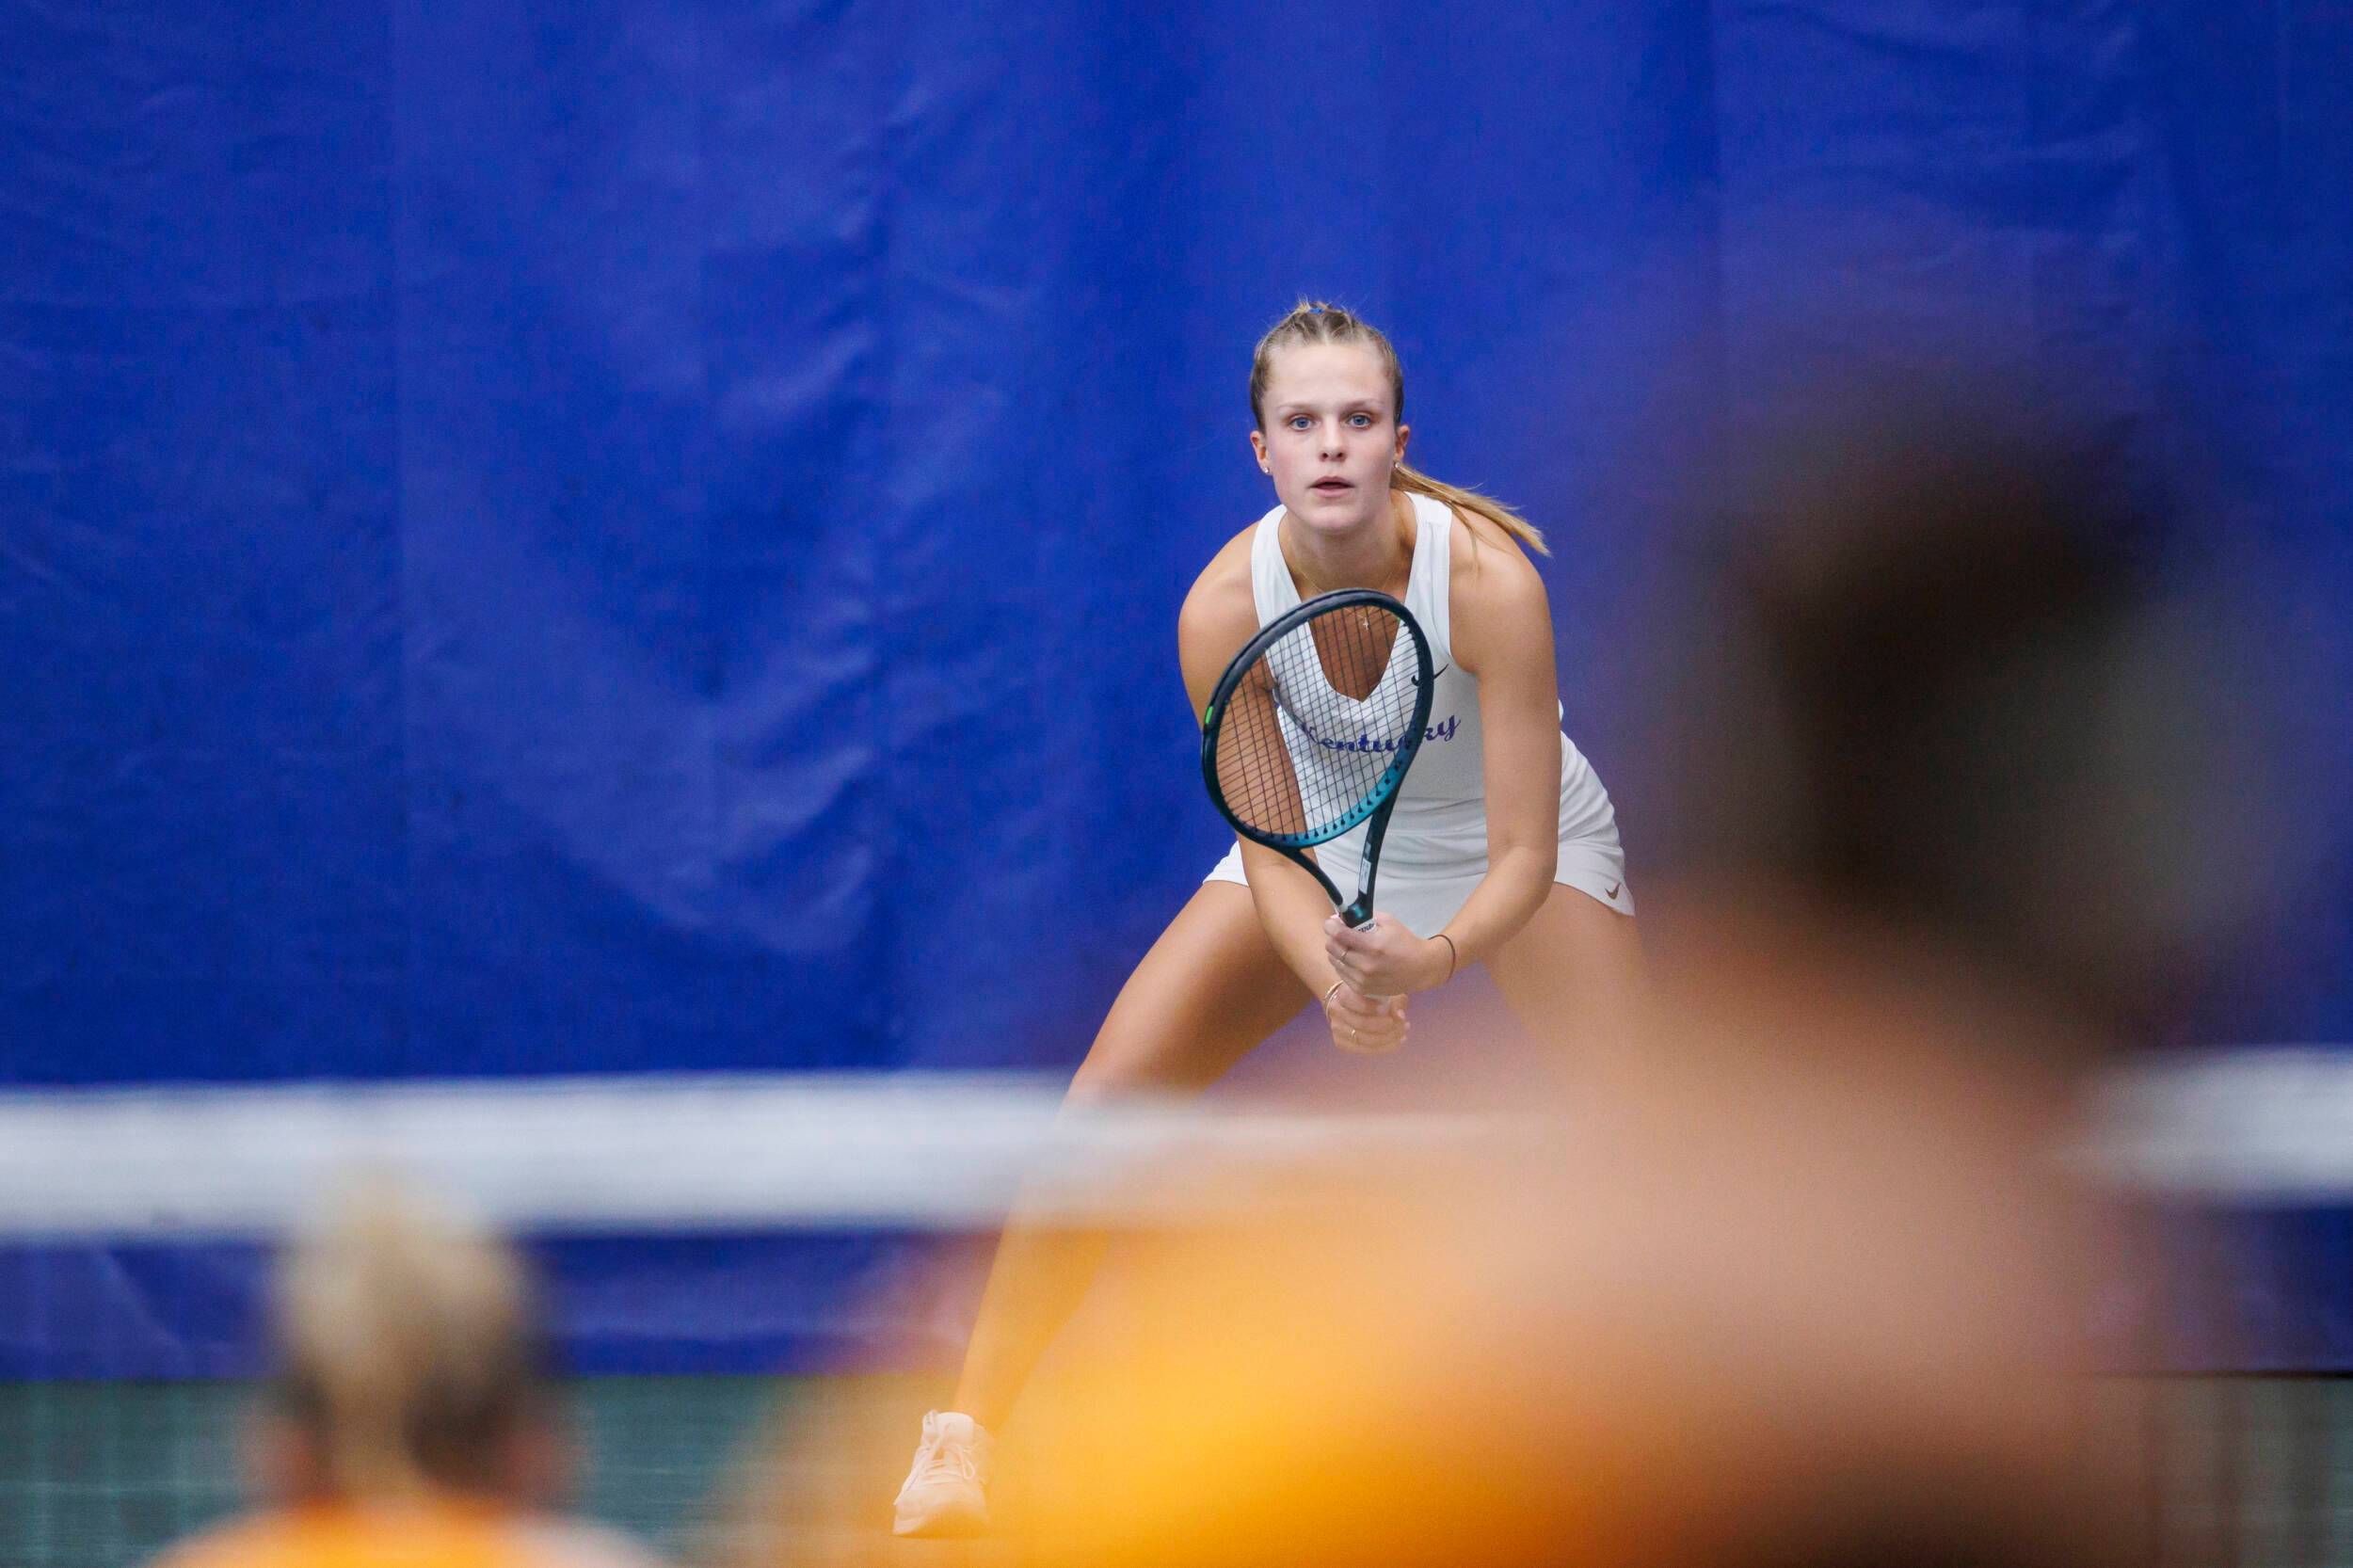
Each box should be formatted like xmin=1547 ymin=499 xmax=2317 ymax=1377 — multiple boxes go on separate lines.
xmin=1319 ymin=913 xmax=1456 ymax=1054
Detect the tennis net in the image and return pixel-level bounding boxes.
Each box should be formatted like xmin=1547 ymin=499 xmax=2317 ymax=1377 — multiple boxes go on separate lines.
xmin=4 ymin=1054 xmax=2353 ymax=1567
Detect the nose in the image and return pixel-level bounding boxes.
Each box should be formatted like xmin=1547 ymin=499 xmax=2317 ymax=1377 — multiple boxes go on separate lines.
xmin=1320 ymin=419 xmax=1346 ymax=458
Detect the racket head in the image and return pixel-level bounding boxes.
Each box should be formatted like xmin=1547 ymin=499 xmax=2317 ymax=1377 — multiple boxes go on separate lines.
xmin=1199 ymin=589 xmax=1437 ymax=891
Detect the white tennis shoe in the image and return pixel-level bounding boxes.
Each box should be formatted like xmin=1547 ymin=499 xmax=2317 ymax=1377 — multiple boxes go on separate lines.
xmin=892 ymin=1410 xmax=994 ymax=1537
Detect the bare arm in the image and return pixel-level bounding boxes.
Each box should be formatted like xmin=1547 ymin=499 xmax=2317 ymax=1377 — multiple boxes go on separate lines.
xmin=1178 ymin=541 xmax=1349 ymax=1000
xmin=1321 ymin=513 xmax=1561 ymax=996
xmin=1433 ymin=518 xmax=1563 ymax=962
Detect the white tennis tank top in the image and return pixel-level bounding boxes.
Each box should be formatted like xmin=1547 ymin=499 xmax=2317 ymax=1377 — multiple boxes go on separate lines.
xmin=1248 ymin=493 xmax=1617 ymax=860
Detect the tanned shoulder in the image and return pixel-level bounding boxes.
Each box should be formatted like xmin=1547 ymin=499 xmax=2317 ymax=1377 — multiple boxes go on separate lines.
xmin=1178 ymin=523 xmax=1267 ymax=720
xmin=1446 ymin=506 xmax=1552 ymax=676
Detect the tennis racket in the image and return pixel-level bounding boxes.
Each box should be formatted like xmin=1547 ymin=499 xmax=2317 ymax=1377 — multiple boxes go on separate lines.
xmin=1200 ymin=589 xmax=1436 ymax=938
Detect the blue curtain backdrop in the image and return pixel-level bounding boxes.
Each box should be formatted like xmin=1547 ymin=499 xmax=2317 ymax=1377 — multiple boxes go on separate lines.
xmin=3 ymin=0 xmax=2349 ymax=1373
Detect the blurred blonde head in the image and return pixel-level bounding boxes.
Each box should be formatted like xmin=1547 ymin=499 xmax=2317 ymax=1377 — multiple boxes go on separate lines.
xmin=269 ymin=1171 xmax=547 ymax=1502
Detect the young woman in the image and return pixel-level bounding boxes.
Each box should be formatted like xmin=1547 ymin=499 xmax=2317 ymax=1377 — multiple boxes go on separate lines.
xmin=893 ymin=301 xmax=1643 ymax=1536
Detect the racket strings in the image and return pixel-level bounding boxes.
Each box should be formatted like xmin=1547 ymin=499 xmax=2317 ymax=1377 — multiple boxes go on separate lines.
xmin=1215 ymin=604 xmax=1424 ymax=842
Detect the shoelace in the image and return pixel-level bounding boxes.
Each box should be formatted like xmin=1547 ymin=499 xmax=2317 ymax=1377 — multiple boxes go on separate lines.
xmin=914 ymin=1432 xmax=982 ymax=1485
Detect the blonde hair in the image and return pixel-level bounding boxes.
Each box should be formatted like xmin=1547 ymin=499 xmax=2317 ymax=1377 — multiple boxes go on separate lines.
xmin=1248 ymin=300 xmax=1548 ymax=555
xmin=273 ymin=1172 xmax=544 ymax=1499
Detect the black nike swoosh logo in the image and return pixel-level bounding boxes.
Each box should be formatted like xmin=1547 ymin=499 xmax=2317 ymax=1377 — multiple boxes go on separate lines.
xmin=1606 ymin=882 xmax=1623 ymax=899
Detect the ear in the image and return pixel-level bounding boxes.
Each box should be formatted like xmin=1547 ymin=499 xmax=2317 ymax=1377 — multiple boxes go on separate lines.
xmin=1395 ymin=422 xmax=1410 ymax=464
xmin=1248 ymin=427 xmax=1271 ymax=473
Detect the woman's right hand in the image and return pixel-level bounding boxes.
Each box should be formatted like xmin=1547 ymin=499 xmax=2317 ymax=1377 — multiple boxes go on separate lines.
xmin=1323 ymin=980 xmax=1408 ymax=1054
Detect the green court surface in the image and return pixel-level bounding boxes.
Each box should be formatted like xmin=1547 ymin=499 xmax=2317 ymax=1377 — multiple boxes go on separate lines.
xmin=0 ymin=1376 xmax=781 ymax=1567
xmin=7 ymin=1374 xmax=2353 ymax=1567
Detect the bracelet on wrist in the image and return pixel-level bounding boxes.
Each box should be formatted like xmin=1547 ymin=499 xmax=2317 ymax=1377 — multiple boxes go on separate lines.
xmin=1321 ymin=978 xmax=1345 ymax=1011
xmin=1434 ymin=933 xmax=1458 ymax=983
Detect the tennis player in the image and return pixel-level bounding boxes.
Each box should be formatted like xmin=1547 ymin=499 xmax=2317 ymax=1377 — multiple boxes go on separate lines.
xmin=893 ymin=301 xmax=1642 ymax=1535
xmin=148 ymin=1175 xmax=664 ymax=1568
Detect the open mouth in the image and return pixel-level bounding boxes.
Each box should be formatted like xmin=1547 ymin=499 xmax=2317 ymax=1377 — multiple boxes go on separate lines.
xmin=1310 ymin=478 xmax=1353 ymax=493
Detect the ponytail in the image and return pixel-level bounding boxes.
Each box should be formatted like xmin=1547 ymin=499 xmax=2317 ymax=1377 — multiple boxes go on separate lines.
xmin=1390 ymin=460 xmax=1548 ymax=556
xmin=1250 ymin=300 xmax=1550 ymax=557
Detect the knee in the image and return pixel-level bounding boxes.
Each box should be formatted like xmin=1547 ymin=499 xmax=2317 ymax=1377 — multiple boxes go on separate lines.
xmin=1064 ymin=1059 xmax=1203 ymax=1111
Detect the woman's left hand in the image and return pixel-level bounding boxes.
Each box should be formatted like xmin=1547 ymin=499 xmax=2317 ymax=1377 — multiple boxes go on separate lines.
xmin=1323 ymin=913 xmax=1452 ymax=997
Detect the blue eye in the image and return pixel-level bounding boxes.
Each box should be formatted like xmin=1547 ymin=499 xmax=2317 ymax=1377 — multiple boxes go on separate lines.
xmin=1289 ymin=416 xmax=1312 ymax=429
xmin=1348 ymin=413 xmax=1373 ymax=427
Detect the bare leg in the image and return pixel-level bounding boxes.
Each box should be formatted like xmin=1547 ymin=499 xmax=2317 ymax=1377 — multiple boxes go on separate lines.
xmin=1484 ymin=882 xmax=1646 ymax=1087
xmin=948 ymin=883 xmax=1308 ymax=1430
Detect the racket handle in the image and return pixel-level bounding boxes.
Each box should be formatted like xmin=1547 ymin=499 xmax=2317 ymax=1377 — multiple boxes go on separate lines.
xmin=1339 ymin=909 xmax=1392 ymax=1006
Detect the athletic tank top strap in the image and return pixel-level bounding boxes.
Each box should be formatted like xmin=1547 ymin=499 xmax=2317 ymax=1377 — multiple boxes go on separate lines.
xmin=1402 ymin=492 xmax=1454 ymax=665
xmin=1247 ymin=504 xmax=1297 ymax=625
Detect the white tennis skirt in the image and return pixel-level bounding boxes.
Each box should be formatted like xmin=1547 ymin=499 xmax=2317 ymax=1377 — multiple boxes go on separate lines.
xmin=1203 ymin=753 xmax=1633 ymax=938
